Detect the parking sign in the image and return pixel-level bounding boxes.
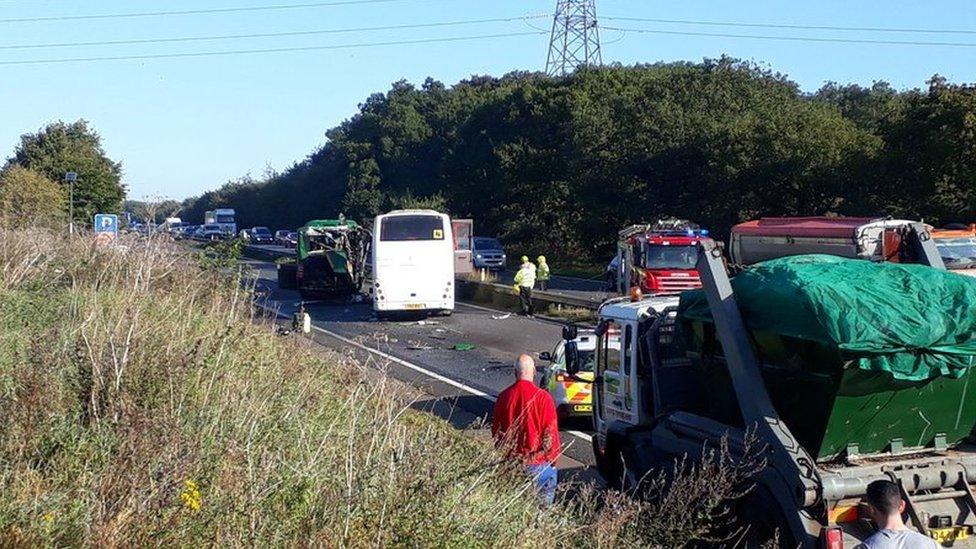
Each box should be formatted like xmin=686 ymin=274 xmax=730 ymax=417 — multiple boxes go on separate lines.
xmin=93 ymin=214 xmax=119 ymax=246
xmin=94 ymin=214 xmax=119 ymax=234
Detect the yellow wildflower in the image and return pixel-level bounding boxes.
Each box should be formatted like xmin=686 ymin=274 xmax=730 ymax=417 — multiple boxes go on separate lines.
xmin=42 ymin=511 xmax=55 ymax=523
xmin=179 ymin=479 xmax=202 ymax=512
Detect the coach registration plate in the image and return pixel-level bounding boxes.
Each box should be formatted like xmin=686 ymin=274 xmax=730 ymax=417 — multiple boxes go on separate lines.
xmin=404 ymin=303 xmax=424 ymax=310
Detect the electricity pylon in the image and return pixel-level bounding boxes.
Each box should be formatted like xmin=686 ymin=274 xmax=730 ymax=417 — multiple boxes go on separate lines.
xmin=546 ymin=0 xmax=602 ymax=77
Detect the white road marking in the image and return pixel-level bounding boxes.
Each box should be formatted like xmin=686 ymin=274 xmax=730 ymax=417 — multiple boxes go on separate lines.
xmin=257 ymin=300 xmax=593 ymax=443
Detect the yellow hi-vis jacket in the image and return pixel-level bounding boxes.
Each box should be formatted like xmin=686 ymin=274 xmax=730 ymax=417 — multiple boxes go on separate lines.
xmin=537 ymin=261 xmax=550 ymax=281
xmin=514 ymin=264 xmax=536 ymax=288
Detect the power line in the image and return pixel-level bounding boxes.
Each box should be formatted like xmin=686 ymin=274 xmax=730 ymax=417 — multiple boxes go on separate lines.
xmin=0 ymin=0 xmax=403 ymax=24
xmin=0 ymin=31 xmax=547 ymax=66
xmin=602 ymin=16 xmax=976 ymax=36
xmin=603 ymin=26 xmax=976 ymax=48
xmin=0 ymin=15 xmax=548 ymax=50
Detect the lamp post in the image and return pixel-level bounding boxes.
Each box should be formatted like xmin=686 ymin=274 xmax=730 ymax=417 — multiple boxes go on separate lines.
xmin=65 ymin=172 xmax=77 ymax=235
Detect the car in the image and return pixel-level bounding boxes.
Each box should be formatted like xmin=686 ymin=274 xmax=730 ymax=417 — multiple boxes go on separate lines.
xmin=248 ymin=226 xmax=274 ymax=244
xmin=275 ymin=230 xmax=298 ymax=248
xmin=174 ymin=225 xmax=198 ymax=240
xmin=284 ymin=231 xmax=298 ymax=248
xmin=195 ymin=224 xmax=224 ymax=241
xmin=538 ymin=330 xmax=617 ymax=421
xmin=472 ymin=236 xmax=506 ymax=270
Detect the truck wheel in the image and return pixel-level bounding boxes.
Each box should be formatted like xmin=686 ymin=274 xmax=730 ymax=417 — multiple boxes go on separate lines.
xmin=440 ymin=309 xmax=453 ymax=317
xmin=733 ymin=484 xmax=796 ymax=547
xmin=603 ymin=438 xmax=648 ymax=495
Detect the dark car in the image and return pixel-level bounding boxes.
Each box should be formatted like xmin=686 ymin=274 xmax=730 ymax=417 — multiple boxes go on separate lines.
xmin=248 ymin=226 xmax=274 ymax=244
xmin=274 ymin=230 xmax=298 ymax=248
xmin=284 ymin=231 xmax=298 ymax=248
xmin=473 ymin=237 xmax=506 ymax=270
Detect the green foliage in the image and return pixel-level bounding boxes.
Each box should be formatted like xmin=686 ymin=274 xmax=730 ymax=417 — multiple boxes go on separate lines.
xmin=184 ymin=61 xmax=976 ymax=261
xmin=6 ymin=120 xmax=125 ymax=224
xmin=0 ymin=166 xmax=67 ymax=229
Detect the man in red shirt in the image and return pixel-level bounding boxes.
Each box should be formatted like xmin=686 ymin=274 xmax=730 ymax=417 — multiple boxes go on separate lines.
xmin=491 ymin=354 xmax=561 ymax=504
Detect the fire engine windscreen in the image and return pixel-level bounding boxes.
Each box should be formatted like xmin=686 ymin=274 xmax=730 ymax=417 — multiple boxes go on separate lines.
xmin=644 ymin=245 xmax=698 ymax=270
xmin=678 ymin=254 xmax=976 ymax=382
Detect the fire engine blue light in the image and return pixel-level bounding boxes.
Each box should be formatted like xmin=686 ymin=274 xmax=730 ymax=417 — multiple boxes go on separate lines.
xmin=701 ymin=230 xmax=710 ymax=236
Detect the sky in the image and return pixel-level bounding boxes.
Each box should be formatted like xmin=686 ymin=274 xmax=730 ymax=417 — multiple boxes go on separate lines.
xmin=1 ymin=0 xmax=974 ymax=201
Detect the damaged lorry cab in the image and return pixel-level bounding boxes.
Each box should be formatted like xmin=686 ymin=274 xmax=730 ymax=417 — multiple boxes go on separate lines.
xmin=292 ymin=219 xmax=371 ymax=300
xmin=570 ymin=223 xmax=976 ymax=547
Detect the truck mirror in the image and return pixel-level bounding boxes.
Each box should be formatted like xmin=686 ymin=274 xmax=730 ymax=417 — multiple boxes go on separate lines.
xmin=562 ymin=325 xmax=578 ymax=341
xmin=565 ymin=341 xmax=580 ymax=376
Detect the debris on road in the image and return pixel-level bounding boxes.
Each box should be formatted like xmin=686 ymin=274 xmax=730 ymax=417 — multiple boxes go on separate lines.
xmin=491 ymin=313 xmax=511 ymax=320
xmin=453 ymin=343 xmax=475 ymax=351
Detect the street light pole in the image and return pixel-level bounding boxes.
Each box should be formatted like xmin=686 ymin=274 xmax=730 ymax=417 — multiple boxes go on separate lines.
xmin=65 ymin=172 xmax=77 ymax=236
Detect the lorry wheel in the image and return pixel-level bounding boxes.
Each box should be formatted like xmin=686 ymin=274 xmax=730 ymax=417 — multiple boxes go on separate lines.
xmin=603 ymin=438 xmax=648 ymax=495
xmin=733 ymin=484 xmax=796 ymax=547
xmin=440 ymin=309 xmax=453 ymax=317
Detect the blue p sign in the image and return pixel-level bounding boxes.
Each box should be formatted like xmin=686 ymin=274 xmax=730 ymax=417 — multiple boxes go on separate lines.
xmin=94 ymin=214 xmax=119 ymax=234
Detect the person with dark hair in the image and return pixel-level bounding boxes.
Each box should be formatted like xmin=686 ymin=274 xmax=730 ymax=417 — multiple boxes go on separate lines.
xmin=857 ymin=480 xmax=938 ymax=548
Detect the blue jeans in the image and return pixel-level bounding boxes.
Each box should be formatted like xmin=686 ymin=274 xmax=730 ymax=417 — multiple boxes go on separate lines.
xmin=526 ymin=463 xmax=558 ymax=505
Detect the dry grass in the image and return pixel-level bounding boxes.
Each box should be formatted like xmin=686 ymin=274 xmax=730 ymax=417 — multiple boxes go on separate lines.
xmin=0 ymin=228 xmax=755 ymax=547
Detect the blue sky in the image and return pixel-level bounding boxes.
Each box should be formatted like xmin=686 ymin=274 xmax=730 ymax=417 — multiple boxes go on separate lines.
xmin=1 ymin=0 xmax=974 ymax=200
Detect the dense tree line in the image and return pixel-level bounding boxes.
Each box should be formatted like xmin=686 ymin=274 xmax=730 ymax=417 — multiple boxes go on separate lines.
xmin=1 ymin=120 xmax=125 ymax=227
xmin=182 ymin=58 xmax=976 ymax=261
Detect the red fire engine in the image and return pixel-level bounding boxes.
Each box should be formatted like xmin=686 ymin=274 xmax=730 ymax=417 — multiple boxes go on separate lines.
xmin=615 ymin=220 xmax=713 ymax=295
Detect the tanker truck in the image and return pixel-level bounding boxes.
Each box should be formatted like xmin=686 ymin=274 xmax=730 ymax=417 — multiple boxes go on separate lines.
xmin=567 ymin=223 xmax=976 ymax=547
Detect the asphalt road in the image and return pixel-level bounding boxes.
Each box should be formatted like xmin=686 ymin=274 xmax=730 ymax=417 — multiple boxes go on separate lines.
xmin=249 ymin=243 xmax=614 ymax=306
xmin=244 ymin=258 xmax=600 ymax=482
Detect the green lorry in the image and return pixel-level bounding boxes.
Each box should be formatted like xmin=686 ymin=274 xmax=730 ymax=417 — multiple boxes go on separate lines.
xmin=567 ymin=224 xmax=976 ymax=547
xmin=277 ymin=219 xmax=371 ymax=300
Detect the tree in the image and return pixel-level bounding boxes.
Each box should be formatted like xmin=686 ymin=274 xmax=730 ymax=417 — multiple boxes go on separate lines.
xmin=7 ymin=120 xmax=125 ymax=224
xmin=0 ymin=165 xmax=67 ymax=229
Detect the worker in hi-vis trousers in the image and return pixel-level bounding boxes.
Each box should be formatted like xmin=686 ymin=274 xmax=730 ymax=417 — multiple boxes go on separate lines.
xmin=536 ymin=256 xmax=550 ymax=291
xmin=514 ymin=257 xmax=536 ymax=316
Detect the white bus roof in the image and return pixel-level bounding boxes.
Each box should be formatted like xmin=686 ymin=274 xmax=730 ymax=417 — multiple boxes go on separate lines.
xmin=379 ymin=209 xmax=446 ymax=216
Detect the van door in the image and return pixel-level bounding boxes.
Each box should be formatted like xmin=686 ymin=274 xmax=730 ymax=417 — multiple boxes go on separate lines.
xmin=597 ymin=321 xmax=638 ymax=426
xmin=452 ymin=219 xmax=474 ymax=275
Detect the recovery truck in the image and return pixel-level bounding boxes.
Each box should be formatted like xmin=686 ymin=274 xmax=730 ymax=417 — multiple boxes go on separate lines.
xmin=278 ymin=219 xmax=371 ymax=300
xmin=566 ymin=223 xmax=976 ymax=547
xmin=615 ymin=219 xmax=713 ymax=296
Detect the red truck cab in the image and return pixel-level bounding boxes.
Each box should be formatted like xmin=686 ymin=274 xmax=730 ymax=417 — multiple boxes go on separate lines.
xmin=618 ymin=222 xmax=713 ymax=295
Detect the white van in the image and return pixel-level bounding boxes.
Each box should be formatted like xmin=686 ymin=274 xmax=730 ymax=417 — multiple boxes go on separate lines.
xmin=372 ymin=210 xmax=455 ymax=315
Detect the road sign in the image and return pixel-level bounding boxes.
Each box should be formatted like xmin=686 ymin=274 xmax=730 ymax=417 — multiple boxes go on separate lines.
xmin=93 ymin=214 xmax=119 ymax=246
xmin=94 ymin=214 xmax=119 ymax=234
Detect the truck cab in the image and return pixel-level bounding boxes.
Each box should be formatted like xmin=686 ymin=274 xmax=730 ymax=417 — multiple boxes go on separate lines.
xmin=616 ymin=220 xmax=712 ymax=296
xmin=933 ymin=226 xmax=976 ymax=278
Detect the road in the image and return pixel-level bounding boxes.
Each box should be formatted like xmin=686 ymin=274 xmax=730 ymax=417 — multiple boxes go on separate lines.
xmin=249 ymin=243 xmax=614 ymax=307
xmin=244 ymin=258 xmax=600 ymax=483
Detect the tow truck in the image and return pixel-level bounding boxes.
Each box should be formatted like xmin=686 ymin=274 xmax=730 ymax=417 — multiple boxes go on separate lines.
xmin=615 ymin=219 xmax=712 ymax=296
xmin=565 ymin=223 xmax=976 ymax=547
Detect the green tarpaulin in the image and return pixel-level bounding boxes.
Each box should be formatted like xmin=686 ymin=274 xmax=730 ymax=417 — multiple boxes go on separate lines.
xmin=679 ymin=254 xmax=976 ymax=381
